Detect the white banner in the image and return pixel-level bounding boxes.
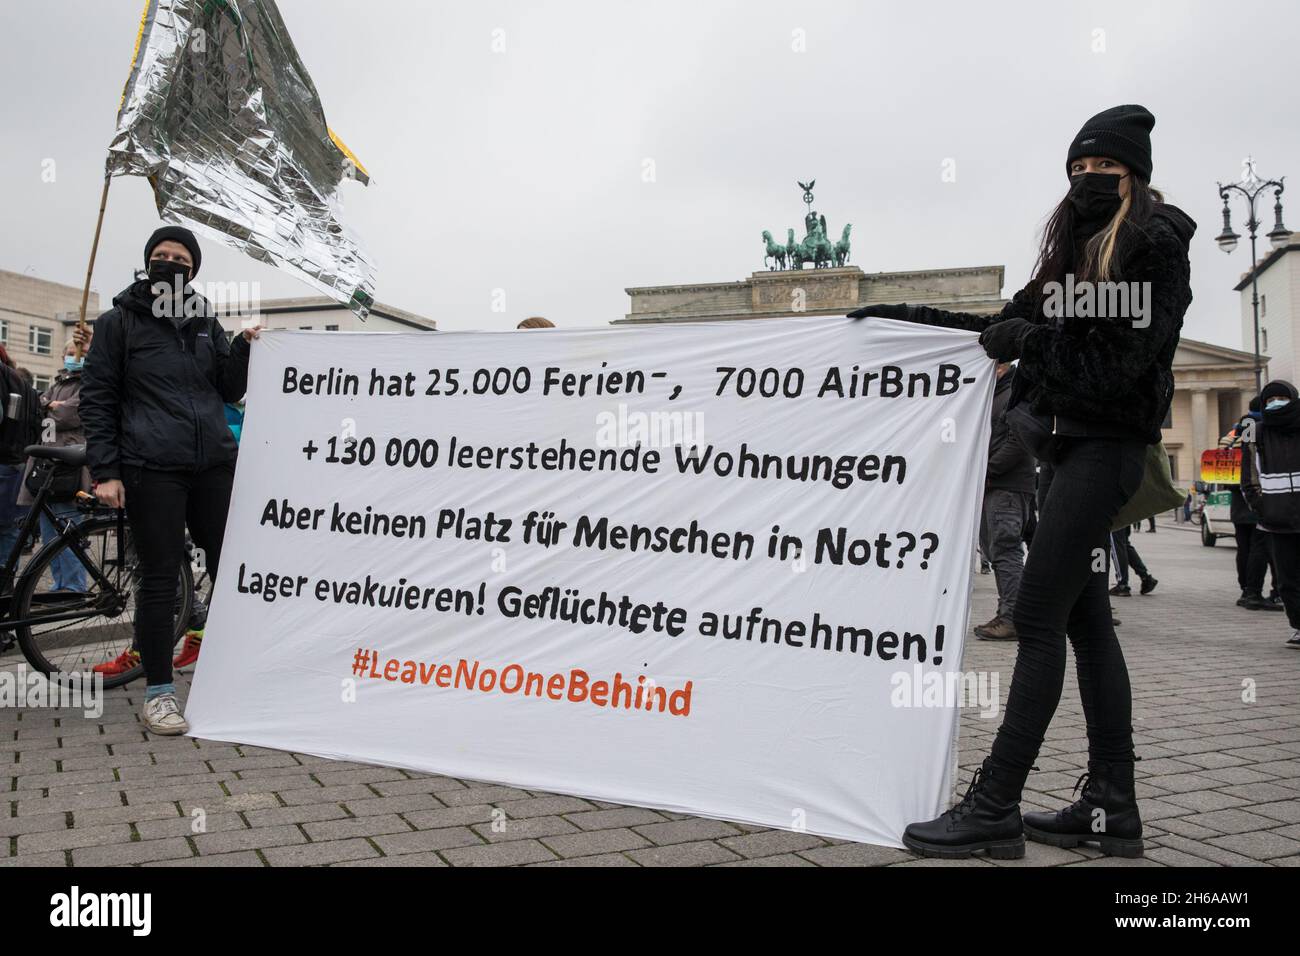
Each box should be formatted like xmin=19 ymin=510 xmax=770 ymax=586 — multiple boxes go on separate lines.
xmin=186 ymin=316 xmax=995 ymax=846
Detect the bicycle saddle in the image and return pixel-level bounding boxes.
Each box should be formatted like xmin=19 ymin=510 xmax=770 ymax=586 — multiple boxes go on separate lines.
xmin=25 ymin=444 xmax=87 ymax=466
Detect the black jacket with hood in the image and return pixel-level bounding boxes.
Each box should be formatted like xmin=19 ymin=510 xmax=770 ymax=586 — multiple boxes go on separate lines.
xmin=80 ymin=278 xmax=251 ymax=482
xmin=986 ymin=367 xmax=1035 ymax=493
xmin=894 ymin=204 xmax=1196 ymax=445
xmin=1241 ymin=380 xmax=1300 ymax=534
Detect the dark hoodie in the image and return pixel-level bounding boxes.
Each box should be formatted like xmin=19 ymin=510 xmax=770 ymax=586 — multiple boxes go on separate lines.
xmin=1241 ymin=380 xmax=1300 ymax=533
xmin=890 ymin=203 xmax=1197 ymax=445
xmin=80 ymin=277 xmax=251 ymax=481
xmin=986 ymin=367 xmax=1035 ymax=492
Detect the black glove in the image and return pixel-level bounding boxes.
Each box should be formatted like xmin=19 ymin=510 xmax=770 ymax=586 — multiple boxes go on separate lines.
xmin=978 ymin=317 xmax=1034 ymax=361
xmin=847 ymin=302 xmax=918 ymax=321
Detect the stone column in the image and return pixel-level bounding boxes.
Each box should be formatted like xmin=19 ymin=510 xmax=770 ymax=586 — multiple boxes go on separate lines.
xmin=1190 ymin=387 xmax=1210 ymax=457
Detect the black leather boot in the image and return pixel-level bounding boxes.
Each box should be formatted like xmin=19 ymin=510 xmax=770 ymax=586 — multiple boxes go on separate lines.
xmin=902 ymin=759 xmax=1024 ymax=859
xmin=1023 ymin=761 xmax=1143 ymax=857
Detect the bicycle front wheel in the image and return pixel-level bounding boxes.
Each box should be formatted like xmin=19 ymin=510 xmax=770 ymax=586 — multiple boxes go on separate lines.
xmin=14 ymin=513 xmax=194 ymax=689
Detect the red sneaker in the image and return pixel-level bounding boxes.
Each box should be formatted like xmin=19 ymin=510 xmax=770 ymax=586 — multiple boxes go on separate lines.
xmin=93 ymin=648 xmax=140 ymax=677
xmin=173 ymin=631 xmax=203 ymax=669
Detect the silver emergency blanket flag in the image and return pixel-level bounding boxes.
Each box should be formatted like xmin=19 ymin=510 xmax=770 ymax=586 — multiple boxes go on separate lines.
xmin=107 ymin=0 xmax=375 ymax=316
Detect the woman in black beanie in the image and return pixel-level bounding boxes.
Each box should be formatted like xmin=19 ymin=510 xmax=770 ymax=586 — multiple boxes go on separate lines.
xmin=852 ymin=105 xmax=1196 ymax=859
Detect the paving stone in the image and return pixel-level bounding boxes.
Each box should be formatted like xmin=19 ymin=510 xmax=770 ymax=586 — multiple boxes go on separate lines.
xmin=542 ymin=827 xmax=651 ymax=858
xmin=334 ymin=851 xmax=448 ymax=867
xmin=494 ymin=795 xmax=596 ymax=818
xmin=72 ymin=837 xmax=195 ymax=866
xmin=302 ymin=814 xmax=412 ymax=841
xmin=341 ymin=794 xmax=440 ymax=817
xmin=471 ymin=815 xmax=578 ymax=843
xmin=714 ymin=852 xmax=817 ymax=866
xmin=718 ymin=830 xmax=829 ymax=858
xmin=528 ymin=853 xmax=640 ymax=867
xmin=0 ymin=850 xmax=70 ymax=867
xmin=16 ymin=822 xmax=134 ymax=854
xmin=264 ymin=838 xmax=380 ymax=866
xmin=144 ymin=851 xmax=265 ymax=867
xmin=632 ymin=818 xmax=743 ymax=846
xmin=136 ymin=811 xmax=246 ymax=840
xmin=372 ymin=827 xmax=481 ymax=856
xmin=193 ymin=824 xmax=304 ymax=854
xmin=401 ymin=804 xmax=497 ymax=830
xmin=797 ymin=843 xmax=914 ymax=867
xmin=1181 ymin=808 xmax=1288 ymax=834
xmin=563 ymin=807 xmax=666 ymax=831
xmin=244 ymin=804 xmax=351 ymax=828
xmin=627 ymin=840 xmax=741 ymax=866
xmin=442 ymin=840 xmax=559 ymax=866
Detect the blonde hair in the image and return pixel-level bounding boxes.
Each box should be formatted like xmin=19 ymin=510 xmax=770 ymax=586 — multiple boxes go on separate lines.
xmin=1080 ymin=184 xmax=1164 ymax=282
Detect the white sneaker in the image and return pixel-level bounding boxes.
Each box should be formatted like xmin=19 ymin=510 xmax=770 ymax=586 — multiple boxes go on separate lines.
xmin=142 ymin=693 xmax=190 ymax=735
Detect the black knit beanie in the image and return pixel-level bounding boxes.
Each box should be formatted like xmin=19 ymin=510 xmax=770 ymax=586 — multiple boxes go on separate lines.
xmin=1066 ymin=105 xmax=1155 ymax=182
xmin=144 ymin=225 xmax=202 ymax=279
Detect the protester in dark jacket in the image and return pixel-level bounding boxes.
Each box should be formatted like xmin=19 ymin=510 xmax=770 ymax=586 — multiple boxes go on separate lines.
xmin=975 ymin=363 xmax=1035 ymax=641
xmin=854 ymin=105 xmax=1194 ymax=860
xmin=79 ymin=225 xmax=260 ymax=735
xmin=1241 ymin=380 xmax=1300 ymax=648
xmin=1229 ymin=403 xmax=1281 ymax=610
xmin=0 ymin=345 xmax=39 ymax=563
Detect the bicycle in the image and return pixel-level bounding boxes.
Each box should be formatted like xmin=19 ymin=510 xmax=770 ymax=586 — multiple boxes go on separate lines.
xmin=0 ymin=443 xmax=197 ymax=688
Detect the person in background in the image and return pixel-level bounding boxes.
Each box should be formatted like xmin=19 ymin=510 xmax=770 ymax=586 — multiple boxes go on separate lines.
xmin=1229 ymin=404 xmax=1282 ymax=612
xmin=1109 ymin=526 xmax=1157 ymax=596
xmin=517 ymin=316 xmax=555 ymax=329
xmin=80 ymin=226 xmax=259 ymax=734
xmin=1240 ymin=380 xmax=1300 ymax=648
xmin=17 ymin=337 xmax=95 ymax=592
xmin=0 ymin=346 xmax=40 ymax=563
xmin=975 ymin=361 xmax=1034 ymax=641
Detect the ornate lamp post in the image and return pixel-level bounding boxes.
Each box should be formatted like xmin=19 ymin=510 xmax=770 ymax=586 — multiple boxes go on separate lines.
xmin=1216 ymin=157 xmax=1290 ymax=395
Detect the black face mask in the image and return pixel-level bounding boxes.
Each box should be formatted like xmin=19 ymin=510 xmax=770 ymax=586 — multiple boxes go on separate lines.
xmin=1068 ymin=172 xmax=1125 ymax=223
xmin=146 ymin=258 xmax=190 ymax=289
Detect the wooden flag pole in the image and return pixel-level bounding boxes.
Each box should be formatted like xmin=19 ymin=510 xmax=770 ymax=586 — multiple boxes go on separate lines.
xmin=75 ymin=173 xmax=113 ymax=360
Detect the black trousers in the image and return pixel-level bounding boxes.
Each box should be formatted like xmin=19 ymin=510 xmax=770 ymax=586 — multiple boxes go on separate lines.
xmin=1233 ymin=523 xmax=1270 ymax=595
xmin=123 ymin=463 xmax=235 ymax=686
xmin=1111 ymin=527 xmax=1149 ymax=586
xmin=1268 ymin=532 xmax=1300 ymax=630
xmin=990 ymin=437 xmax=1146 ymax=793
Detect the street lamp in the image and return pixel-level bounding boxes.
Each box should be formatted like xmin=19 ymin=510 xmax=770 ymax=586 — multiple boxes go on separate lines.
xmin=1217 ymin=157 xmax=1290 ymax=395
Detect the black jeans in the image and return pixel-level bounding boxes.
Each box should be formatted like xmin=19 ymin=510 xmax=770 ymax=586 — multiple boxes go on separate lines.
xmin=1268 ymin=532 xmax=1300 ymax=630
xmin=990 ymin=437 xmax=1146 ymax=794
xmin=1233 ymin=523 xmax=1269 ymax=595
xmin=123 ymin=463 xmax=235 ymax=686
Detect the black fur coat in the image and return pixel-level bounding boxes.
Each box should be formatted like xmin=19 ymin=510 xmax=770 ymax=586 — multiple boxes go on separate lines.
xmin=903 ymin=203 xmax=1196 ymax=445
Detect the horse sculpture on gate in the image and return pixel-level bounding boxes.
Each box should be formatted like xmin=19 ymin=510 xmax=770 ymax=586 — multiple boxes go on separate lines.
xmin=761 ymin=230 xmax=787 ymax=271
xmin=760 ymin=180 xmax=852 ymax=271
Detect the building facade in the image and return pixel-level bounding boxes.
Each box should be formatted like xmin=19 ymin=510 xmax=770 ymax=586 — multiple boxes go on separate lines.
xmin=1237 ymin=231 xmax=1300 ymax=386
xmin=215 ymin=295 xmax=436 ymax=335
xmin=0 ymin=269 xmax=101 ymax=392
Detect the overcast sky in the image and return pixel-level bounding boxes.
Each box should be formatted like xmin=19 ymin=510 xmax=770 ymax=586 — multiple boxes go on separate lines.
xmin=2 ymin=0 xmax=1297 ymax=346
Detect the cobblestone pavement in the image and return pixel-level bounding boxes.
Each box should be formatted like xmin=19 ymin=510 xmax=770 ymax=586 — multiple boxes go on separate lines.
xmin=3 ymin=516 xmax=1299 ymax=867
